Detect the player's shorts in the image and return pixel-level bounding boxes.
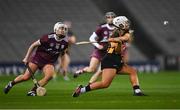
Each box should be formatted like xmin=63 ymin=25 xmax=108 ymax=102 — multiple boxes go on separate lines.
xmin=90 ymin=49 xmax=106 ymax=61
xmin=101 ymin=53 xmax=123 ymax=70
xmin=30 ymin=54 xmax=54 ymax=70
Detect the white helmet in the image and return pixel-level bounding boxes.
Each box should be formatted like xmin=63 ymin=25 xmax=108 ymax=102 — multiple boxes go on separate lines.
xmin=113 ymin=16 xmax=130 ymax=29
xmin=54 ymin=22 xmax=67 ymax=32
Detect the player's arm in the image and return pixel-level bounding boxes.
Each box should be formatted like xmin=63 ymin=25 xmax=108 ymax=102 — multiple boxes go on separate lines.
xmin=60 ymin=48 xmax=68 ymax=57
xmin=89 ymin=32 xmax=103 ymax=50
xmin=108 ymin=33 xmax=130 ymax=43
xmin=68 ymin=35 xmax=76 ymax=44
xmin=119 ymin=33 xmax=131 ymax=42
xmin=23 ymin=40 xmax=41 ymax=64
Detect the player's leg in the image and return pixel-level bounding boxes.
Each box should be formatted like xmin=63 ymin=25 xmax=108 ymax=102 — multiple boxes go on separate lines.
xmin=119 ymin=64 xmax=146 ymax=96
xmin=4 ymin=62 xmax=38 ymax=94
xmin=83 ymin=57 xmax=100 ymax=72
xmin=119 ymin=64 xmax=139 ymax=86
xmin=90 ymin=68 xmax=116 ymax=90
xmin=74 ymin=57 xmax=100 ymax=78
xmin=73 ymin=68 xmax=116 ymax=97
xmin=39 ymin=64 xmax=54 ymax=86
xmin=88 ymin=66 xmax=102 ymax=84
xmin=27 ymin=64 xmax=54 ymax=96
xmin=60 ymin=53 xmax=70 ymax=81
xmin=53 ymin=56 xmax=62 ymax=80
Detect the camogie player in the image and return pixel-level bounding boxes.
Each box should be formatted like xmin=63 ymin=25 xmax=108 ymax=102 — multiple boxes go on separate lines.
xmin=72 ymin=16 xmax=146 ymax=97
xmin=73 ymin=12 xmax=116 ymax=78
xmin=88 ymin=29 xmax=132 ymax=84
xmin=88 ymin=32 xmax=144 ymax=96
xmin=4 ymin=22 xmax=69 ymax=96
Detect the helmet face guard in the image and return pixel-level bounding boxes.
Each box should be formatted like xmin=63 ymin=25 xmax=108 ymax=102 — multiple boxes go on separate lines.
xmin=113 ymin=16 xmax=130 ymax=30
xmin=54 ymin=22 xmax=68 ymax=36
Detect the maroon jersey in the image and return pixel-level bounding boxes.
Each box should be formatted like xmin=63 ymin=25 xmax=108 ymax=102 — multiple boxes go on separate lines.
xmin=31 ymin=33 xmax=68 ymax=68
xmin=91 ymin=24 xmax=115 ymax=60
xmin=95 ymin=24 xmax=115 ymax=47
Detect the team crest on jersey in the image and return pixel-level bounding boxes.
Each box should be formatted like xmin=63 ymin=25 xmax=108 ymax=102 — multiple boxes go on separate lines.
xmin=50 ymin=43 xmax=54 ymax=47
xmin=104 ymin=31 xmax=108 ymax=35
xmin=55 ymin=44 xmax=60 ymax=49
xmin=61 ymin=45 xmax=65 ymax=49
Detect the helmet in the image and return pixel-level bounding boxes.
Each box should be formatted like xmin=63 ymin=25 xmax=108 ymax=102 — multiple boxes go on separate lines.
xmin=105 ymin=12 xmax=116 ymax=18
xmin=113 ymin=16 xmax=130 ymax=29
xmin=54 ymin=22 xmax=67 ymax=32
xmin=105 ymin=12 xmax=116 ymax=25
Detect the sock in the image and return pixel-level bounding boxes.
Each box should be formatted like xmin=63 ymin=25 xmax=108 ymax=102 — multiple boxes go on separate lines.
xmin=80 ymin=87 xmax=86 ymax=93
xmin=75 ymin=69 xmax=84 ymax=75
xmin=133 ymin=85 xmax=142 ymax=93
xmin=80 ymin=85 xmax=91 ymax=93
xmin=79 ymin=69 xmax=84 ymax=74
xmin=85 ymin=85 xmax=91 ymax=92
xmin=11 ymin=81 xmax=16 ymax=86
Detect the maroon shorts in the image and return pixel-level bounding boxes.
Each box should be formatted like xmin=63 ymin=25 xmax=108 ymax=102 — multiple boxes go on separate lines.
xmin=90 ymin=49 xmax=106 ymax=61
xmin=30 ymin=55 xmax=54 ymax=70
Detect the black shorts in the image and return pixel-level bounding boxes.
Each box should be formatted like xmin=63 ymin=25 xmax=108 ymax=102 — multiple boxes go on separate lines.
xmin=101 ymin=53 xmax=123 ymax=70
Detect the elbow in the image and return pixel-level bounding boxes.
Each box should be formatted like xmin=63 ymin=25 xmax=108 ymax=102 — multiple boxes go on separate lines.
xmin=89 ymin=32 xmax=97 ymax=42
xmin=89 ymin=37 xmax=92 ymax=42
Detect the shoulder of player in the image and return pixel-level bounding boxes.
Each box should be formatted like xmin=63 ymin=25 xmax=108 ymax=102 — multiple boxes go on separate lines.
xmin=63 ymin=36 xmax=69 ymax=42
xmin=48 ymin=33 xmax=55 ymax=39
xmin=119 ymin=29 xmax=130 ymax=36
xmin=40 ymin=33 xmax=54 ymax=39
xmin=100 ymin=24 xmax=107 ymax=28
xmin=95 ymin=24 xmax=108 ymax=32
xmin=40 ymin=33 xmax=68 ymax=43
xmin=100 ymin=24 xmax=115 ymax=31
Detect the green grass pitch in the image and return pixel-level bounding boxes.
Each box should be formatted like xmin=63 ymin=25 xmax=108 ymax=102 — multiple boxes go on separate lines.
xmin=0 ymin=71 xmax=180 ymax=109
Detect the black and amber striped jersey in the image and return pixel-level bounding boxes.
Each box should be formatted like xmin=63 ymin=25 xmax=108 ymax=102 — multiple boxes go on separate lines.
xmin=107 ymin=29 xmax=129 ymax=54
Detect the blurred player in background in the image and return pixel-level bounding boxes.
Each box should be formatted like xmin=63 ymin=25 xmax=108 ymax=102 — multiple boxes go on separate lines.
xmin=73 ymin=11 xmax=116 ymax=78
xmin=72 ymin=16 xmax=146 ymax=97
xmin=57 ymin=21 xmax=76 ymax=81
xmin=4 ymin=22 xmax=69 ymax=96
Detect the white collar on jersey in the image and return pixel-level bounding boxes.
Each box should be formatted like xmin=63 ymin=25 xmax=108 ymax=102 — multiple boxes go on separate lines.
xmin=54 ymin=34 xmax=68 ymax=42
xmin=106 ymin=24 xmax=115 ymax=30
xmin=54 ymin=34 xmax=64 ymax=41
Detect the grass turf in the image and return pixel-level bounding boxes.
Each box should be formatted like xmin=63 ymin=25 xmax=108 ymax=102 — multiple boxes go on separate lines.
xmin=0 ymin=71 xmax=180 ymax=109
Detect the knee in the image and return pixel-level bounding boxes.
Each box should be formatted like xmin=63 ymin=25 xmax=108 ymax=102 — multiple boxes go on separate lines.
xmin=130 ymin=68 xmax=137 ymax=75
